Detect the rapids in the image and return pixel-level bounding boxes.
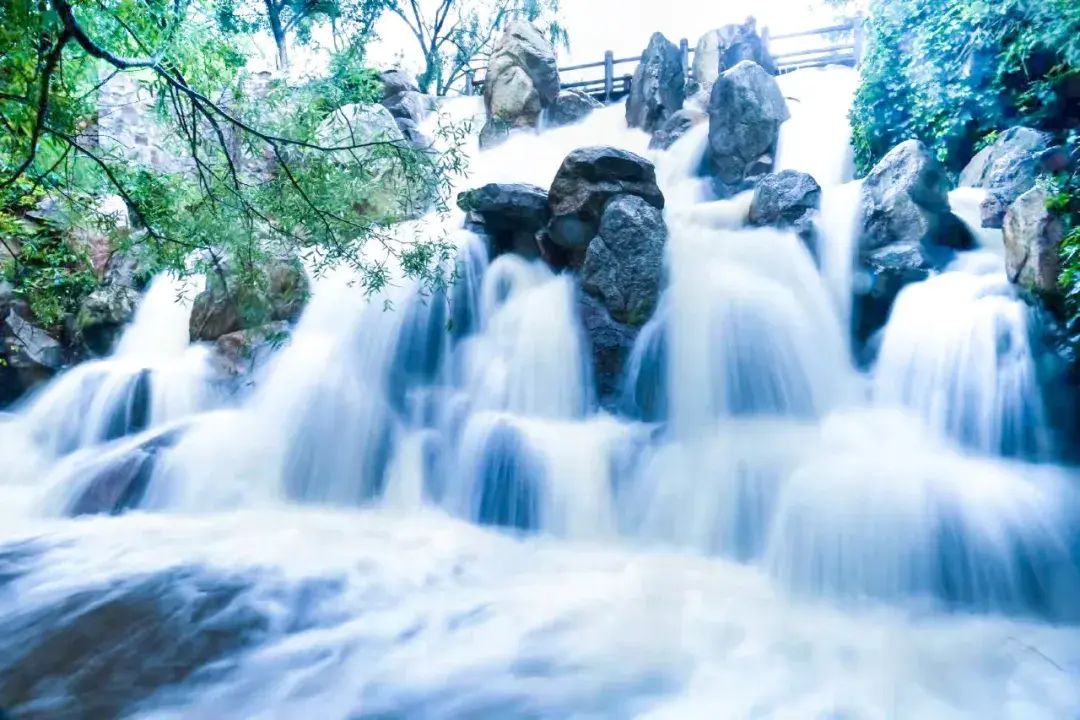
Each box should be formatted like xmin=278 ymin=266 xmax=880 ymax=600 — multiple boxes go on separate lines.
xmin=2 ymin=65 xmax=1080 ymax=718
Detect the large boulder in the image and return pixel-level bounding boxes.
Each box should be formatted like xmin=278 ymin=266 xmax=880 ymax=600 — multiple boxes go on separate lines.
xmin=75 ymin=285 xmax=139 ymax=357
xmin=546 ymin=89 xmax=602 ymax=128
xmin=749 ymin=170 xmax=821 ymax=254
xmin=547 ymin=146 xmax=665 ymax=257
xmin=579 ymin=293 xmax=638 ymax=411
xmin=625 ymin=33 xmax=686 ymax=133
xmin=692 ymin=19 xmax=777 ymax=91
xmin=210 ymin=321 xmax=290 ymax=382
xmin=457 ymin=183 xmax=550 ymax=259
xmin=380 ymin=68 xmax=419 ymax=99
xmin=3 ymin=310 xmax=63 ymax=376
xmin=960 ymin=127 xmax=1055 ymax=229
xmin=381 ymin=90 xmax=435 ymax=125
xmin=1003 ymin=186 xmax=1066 ymax=300
xmin=484 ymin=21 xmax=560 ymax=129
xmin=858 ymin=140 xmax=969 ymax=252
xmin=707 ymin=61 xmax=789 ymax=194
xmin=581 ymin=195 xmax=667 ymax=327
xmin=648 ymin=106 xmax=705 ymax=151
xmin=189 ymin=257 xmax=309 ymax=343
xmin=853 ymin=140 xmax=973 ymax=344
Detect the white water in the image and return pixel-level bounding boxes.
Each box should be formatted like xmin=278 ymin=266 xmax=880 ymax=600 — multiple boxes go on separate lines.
xmin=2 ymin=65 xmax=1080 ymax=718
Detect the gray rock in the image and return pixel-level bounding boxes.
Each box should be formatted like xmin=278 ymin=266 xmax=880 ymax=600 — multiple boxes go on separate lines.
xmin=749 ymin=170 xmax=821 ymax=227
xmin=648 ymin=107 xmax=704 ymax=150
xmin=1003 ymin=186 xmax=1066 ymax=299
xmin=547 ymin=146 xmax=665 ymax=255
xmin=189 ymin=256 xmax=309 ymax=343
xmin=478 ymin=118 xmax=519 ymax=150
xmin=626 ymin=33 xmax=686 ymax=133
xmin=579 ymin=293 xmax=638 ymax=411
xmin=858 ymin=139 xmax=969 ymax=252
xmin=394 ymin=117 xmax=431 ymax=149
xmin=457 ymin=183 xmax=550 ymax=259
xmin=484 ymin=21 xmax=560 ymax=128
xmin=3 ymin=310 xmax=63 ymax=372
xmin=381 ymin=90 xmax=435 ymax=124
xmin=707 ymin=61 xmax=789 ymax=192
xmin=960 ymin=127 xmax=1054 ymax=229
xmin=76 ymin=285 xmax=139 ymax=356
xmin=582 ymin=195 xmax=667 ymax=327
xmin=546 ymin=89 xmax=602 ymax=128
xmin=210 ymin=321 xmax=290 ymax=380
xmin=380 ymin=68 xmax=419 ymax=99
xmin=692 ymin=20 xmax=777 ymax=91
xmin=852 ymin=241 xmax=943 ymax=349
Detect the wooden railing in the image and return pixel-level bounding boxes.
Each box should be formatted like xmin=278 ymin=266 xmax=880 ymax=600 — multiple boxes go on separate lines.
xmin=465 ymin=17 xmax=865 ymax=101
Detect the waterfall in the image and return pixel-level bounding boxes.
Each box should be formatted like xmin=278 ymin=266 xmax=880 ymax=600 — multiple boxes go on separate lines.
xmin=3 ymin=65 xmax=1080 ymax=718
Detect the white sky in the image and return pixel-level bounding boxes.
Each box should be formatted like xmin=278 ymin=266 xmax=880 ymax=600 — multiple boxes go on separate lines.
xmin=251 ymin=0 xmax=857 ymax=85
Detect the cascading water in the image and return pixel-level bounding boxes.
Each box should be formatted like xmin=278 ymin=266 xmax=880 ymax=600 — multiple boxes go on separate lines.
xmin=3 ymin=64 xmax=1080 ymax=718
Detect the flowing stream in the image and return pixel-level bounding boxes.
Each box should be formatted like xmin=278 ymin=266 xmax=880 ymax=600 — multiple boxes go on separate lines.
xmin=2 ymin=66 xmax=1080 ymax=718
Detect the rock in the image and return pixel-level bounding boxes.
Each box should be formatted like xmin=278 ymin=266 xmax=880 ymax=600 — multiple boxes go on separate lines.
xmin=581 ymin=195 xmax=667 ymax=326
xmin=749 ymin=170 xmax=821 ymax=227
xmin=626 ymin=33 xmax=686 ymax=133
xmin=852 ymin=241 xmax=943 ymax=348
xmin=210 ymin=321 xmax=290 ymax=379
xmin=395 ymin=117 xmax=430 ymax=149
xmin=478 ymin=118 xmax=515 ymax=149
xmin=579 ymin=293 xmax=638 ymax=411
xmin=546 ymin=89 xmax=602 ymax=128
xmin=547 ymin=146 xmax=665 ymax=255
xmin=3 ymin=310 xmax=63 ymax=373
xmin=381 ymin=90 xmax=435 ymax=124
xmin=76 ymin=285 xmax=139 ymax=357
xmin=1003 ymin=186 xmax=1066 ymax=300
xmin=189 ymin=257 xmax=309 ymax=343
xmin=380 ymin=68 xmax=419 ymax=99
xmin=316 ymin=102 xmax=403 ymax=153
xmin=707 ymin=61 xmax=789 ymax=193
xmin=457 ymin=183 xmax=549 ymax=259
xmin=648 ymin=106 xmax=705 ymax=150
xmin=66 ymin=427 xmax=182 ymax=516
xmin=960 ymin=127 xmax=1054 ymax=229
xmin=484 ymin=21 xmax=560 ymax=128
xmin=692 ymin=19 xmax=777 ymax=91
xmin=858 ymin=140 xmax=970 ymax=252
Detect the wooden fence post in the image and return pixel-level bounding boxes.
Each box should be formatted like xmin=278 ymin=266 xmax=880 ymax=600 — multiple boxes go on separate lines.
xmin=852 ymin=14 xmax=866 ymax=66
xmin=464 ymin=69 xmax=474 ymax=96
xmin=604 ymin=50 xmax=615 ymax=101
xmin=679 ymin=38 xmax=690 ymax=84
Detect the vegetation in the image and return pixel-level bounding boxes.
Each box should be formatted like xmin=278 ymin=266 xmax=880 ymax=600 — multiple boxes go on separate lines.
xmin=0 ymin=0 xmax=468 ymax=335
xmin=387 ymin=0 xmax=567 ymax=95
xmin=846 ymin=0 xmax=1080 ymax=335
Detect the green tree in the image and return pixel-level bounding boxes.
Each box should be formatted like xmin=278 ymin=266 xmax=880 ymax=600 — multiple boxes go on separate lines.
xmin=388 ymin=0 xmax=567 ymax=96
xmin=1 ymin=0 xmax=467 ymax=326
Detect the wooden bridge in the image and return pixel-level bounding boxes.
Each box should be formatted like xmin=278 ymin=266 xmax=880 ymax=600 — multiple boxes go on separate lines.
xmin=465 ymin=17 xmax=865 ymax=101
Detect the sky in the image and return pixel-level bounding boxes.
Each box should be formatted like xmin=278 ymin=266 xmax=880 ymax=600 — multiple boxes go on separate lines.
xmin=250 ymin=0 xmax=859 ymax=84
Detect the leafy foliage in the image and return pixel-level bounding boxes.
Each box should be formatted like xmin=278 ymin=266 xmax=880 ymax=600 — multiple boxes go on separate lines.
xmin=388 ymin=0 xmax=567 ymax=95
xmin=850 ymin=0 xmax=1080 ymax=175
xmin=0 ymin=0 xmax=467 ymax=336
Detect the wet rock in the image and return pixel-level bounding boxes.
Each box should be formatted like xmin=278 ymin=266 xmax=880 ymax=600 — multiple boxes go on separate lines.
xmin=749 ymin=170 xmax=821 ymax=226
xmin=457 ymin=183 xmax=550 ymax=259
xmin=1003 ymin=186 xmax=1066 ymax=300
xmin=381 ymin=90 xmax=435 ymax=125
xmin=189 ymin=257 xmax=309 ymax=343
xmin=852 ymin=241 xmax=948 ymax=350
xmin=3 ymin=310 xmax=63 ymax=375
xmin=478 ymin=117 xmax=528 ymax=150
xmin=76 ymin=285 xmax=139 ymax=357
xmin=579 ymin=293 xmax=638 ymax=411
xmin=484 ymin=21 xmax=559 ymax=129
xmin=546 ymin=89 xmax=602 ymax=128
xmin=648 ymin=106 xmax=704 ymax=151
xmin=0 ymin=561 xmax=272 ymax=719
xmin=581 ymin=195 xmax=667 ymax=327
xmin=707 ymin=61 xmax=789 ymax=194
xmin=394 ymin=117 xmax=431 ymax=149
xmin=210 ymin=321 xmax=291 ymax=380
xmin=626 ymin=33 xmax=686 ymax=133
xmin=858 ymin=140 xmax=970 ymax=252
xmin=547 ymin=146 xmax=664 ymax=256
xmin=692 ymin=19 xmax=777 ymax=91
xmin=380 ymin=68 xmax=419 ymax=99
xmin=960 ymin=127 xmax=1053 ymax=229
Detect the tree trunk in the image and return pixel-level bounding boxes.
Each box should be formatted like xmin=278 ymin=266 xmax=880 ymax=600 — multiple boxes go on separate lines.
xmin=265 ymin=0 xmax=289 ymax=70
